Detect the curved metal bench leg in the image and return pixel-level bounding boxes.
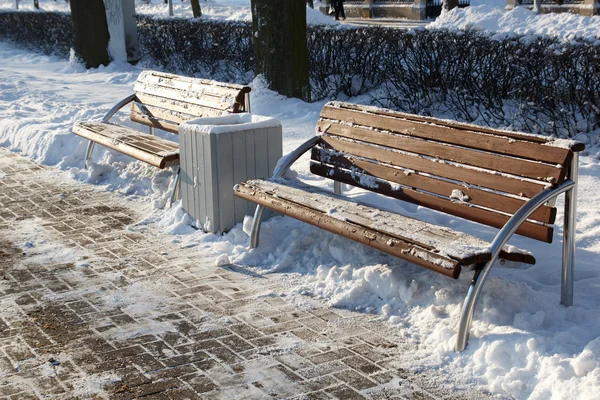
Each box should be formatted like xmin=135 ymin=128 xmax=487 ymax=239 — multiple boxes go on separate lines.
xmin=455 ymin=266 xmax=488 ymax=352
xmin=84 ymin=140 xmax=96 ymax=169
xmin=249 ymin=205 xmax=265 ymax=249
xmin=168 ymin=167 xmax=181 ymax=207
xmin=334 ymin=181 xmax=342 ymax=195
xmin=561 ymin=152 xmax=579 ymax=307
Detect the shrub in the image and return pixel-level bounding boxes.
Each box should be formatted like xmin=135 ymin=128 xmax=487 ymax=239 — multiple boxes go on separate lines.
xmin=0 ymin=11 xmax=72 ymax=57
xmin=0 ymin=11 xmax=597 ymax=136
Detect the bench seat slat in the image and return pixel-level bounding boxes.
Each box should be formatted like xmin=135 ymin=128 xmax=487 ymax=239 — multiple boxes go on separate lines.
xmin=72 ymin=122 xmax=179 ymax=169
xmin=316 ymin=137 xmax=547 ymax=198
xmin=310 ymin=163 xmax=554 ymax=243
xmin=319 ymin=123 xmax=565 ymax=184
xmin=312 ymin=147 xmax=556 ymax=224
xmin=234 ymin=179 xmax=536 ymax=278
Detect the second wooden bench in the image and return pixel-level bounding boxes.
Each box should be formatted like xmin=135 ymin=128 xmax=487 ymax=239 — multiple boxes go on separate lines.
xmin=235 ymin=101 xmax=584 ymax=351
xmin=72 ymin=70 xmax=251 ymax=203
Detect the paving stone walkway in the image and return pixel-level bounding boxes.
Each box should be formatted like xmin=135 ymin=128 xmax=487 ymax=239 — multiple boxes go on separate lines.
xmin=0 ymin=149 xmax=492 ymax=399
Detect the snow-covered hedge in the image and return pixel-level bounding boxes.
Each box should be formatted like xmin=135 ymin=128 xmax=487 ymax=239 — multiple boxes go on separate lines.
xmin=0 ymin=12 xmax=598 ymax=136
xmin=0 ymin=11 xmax=72 ymax=57
xmin=137 ymin=16 xmax=254 ymax=84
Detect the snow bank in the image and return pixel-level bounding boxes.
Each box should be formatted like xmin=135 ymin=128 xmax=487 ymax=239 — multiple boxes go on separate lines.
xmin=430 ymin=3 xmax=600 ymax=41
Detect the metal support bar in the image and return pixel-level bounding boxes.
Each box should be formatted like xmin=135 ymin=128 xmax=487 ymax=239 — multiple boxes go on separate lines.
xmin=334 ymin=181 xmax=342 ymax=195
xmin=455 ymin=179 xmax=576 ymax=352
xmin=561 ymin=152 xmax=579 ymax=306
xmin=83 ymin=94 xmax=136 ymax=169
xmin=244 ymin=93 xmax=251 ymax=113
xmin=102 ymin=94 xmax=136 ymax=123
xmin=168 ymin=167 xmax=181 ymax=206
xmin=149 ymin=126 xmax=155 ymax=136
xmin=84 ymin=141 xmax=96 ymax=170
xmin=248 ymin=136 xmax=321 ymax=248
xmin=249 ymin=205 xmax=265 ymax=249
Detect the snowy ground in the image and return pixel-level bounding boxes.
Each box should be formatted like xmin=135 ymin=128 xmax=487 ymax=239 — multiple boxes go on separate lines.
xmin=1 ymin=36 xmax=600 ymax=399
xmin=1 ymin=1 xmax=600 ymax=399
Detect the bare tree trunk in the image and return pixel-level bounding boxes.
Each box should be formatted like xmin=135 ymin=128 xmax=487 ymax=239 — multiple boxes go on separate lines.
xmin=251 ymin=0 xmax=311 ymax=102
xmin=533 ymin=0 xmax=541 ymax=13
xmin=33 ymin=0 xmax=39 ymax=9
xmin=191 ymin=0 xmax=201 ymax=17
xmin=15 ymin=0 xmax=18 ymax=10
xmin=69 ymin=0 xmax=110 ymax=68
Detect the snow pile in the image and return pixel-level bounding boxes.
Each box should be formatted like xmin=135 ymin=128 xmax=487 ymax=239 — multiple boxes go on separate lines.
xmin=430 ymin=3 xmax=600 ymax=41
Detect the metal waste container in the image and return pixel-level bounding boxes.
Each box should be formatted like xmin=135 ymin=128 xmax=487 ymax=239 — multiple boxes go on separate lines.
xmin=179 ymin=114 xmax=282 ymax=233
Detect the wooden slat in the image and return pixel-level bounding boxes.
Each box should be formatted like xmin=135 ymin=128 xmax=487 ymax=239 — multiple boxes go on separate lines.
xmin=325 ymin=102 xmax=585 ymax=153
xmin=317 ymin=136 xmax=547 ymax=198
xmin=130 ymin=112 xmax=181 ymax=134
xmin=134 ymin=92 xmax=229 ymax=122
xmin=139 ymin=70 xmax=251 ymax=97
xmin=319 ymin=123 xmax=565 ymax=184
xmin=131 ymin=102 xmax=196 ymax=126
xmin=310 ymin=163 xmax=553 ymax=243
xmin=135 ymin=73 xmax=246 ymax=113
xmin=235 ymin=181 xmax=463 ymax=278
xmin=241 ymin=179 xmax=535 ymax=265
xmin=319 ymin=107 xmax=573 ymax=167
xmin=312 ymin=147 xmax=556 ymax=224
xmin=72 ymin=122 xmax=179 ymax=169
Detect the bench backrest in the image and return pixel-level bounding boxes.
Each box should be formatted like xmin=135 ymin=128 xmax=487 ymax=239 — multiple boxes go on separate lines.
xmin=131 ymin=70 xmax=251 ymax=134
xmin=312 ymin=101 xmax=584 ymax=243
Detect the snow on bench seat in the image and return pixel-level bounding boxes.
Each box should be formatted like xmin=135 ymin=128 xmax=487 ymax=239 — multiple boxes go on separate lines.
xmin=235 ymin=178 xmax=535 ymax=279
xmin=73 ymin=121 xmax=180 ymax=169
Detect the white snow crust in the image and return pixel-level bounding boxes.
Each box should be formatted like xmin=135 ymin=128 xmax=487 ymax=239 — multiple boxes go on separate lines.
xmin=181 ymin=113 xmax=281 ymax=135
xmin=430 ymin=2 xmax=600 ymax=41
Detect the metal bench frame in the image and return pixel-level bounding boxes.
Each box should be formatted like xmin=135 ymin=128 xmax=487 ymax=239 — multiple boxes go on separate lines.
xmin=83 ymin=93 xmax=182 ymax=206
xmin=247 ymin=135 xmax=580 ymax=352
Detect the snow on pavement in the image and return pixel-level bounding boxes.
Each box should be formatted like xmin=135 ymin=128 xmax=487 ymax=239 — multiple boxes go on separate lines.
xmin=1 ymin=21 xmax=600 ymax=400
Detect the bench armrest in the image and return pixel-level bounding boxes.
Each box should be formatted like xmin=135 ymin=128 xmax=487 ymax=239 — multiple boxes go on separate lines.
xmin=102 ymin=94 xmax=137 ymax=123
xmin=272 ymin=136 xmax=320 ymax=178
xmin=456 ymin=179 xmax=576 ymax=351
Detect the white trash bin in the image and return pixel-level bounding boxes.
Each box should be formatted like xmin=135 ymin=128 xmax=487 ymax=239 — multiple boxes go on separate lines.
xmin=179 ymin=114 xmax=282 ymax=233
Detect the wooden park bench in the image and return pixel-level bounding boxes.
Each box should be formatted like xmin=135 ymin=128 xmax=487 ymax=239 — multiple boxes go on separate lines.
xmin=72 ymin=70 xmax=251 ymax=203
xmin=234 ymin=101 xmax=584 ymax=351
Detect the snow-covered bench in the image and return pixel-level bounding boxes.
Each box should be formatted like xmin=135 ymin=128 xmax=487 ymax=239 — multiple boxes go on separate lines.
xmin=72 ymin=70 xmax=251 ymax=202
xmin=234 ymin=101 xmax=585 ymax=351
